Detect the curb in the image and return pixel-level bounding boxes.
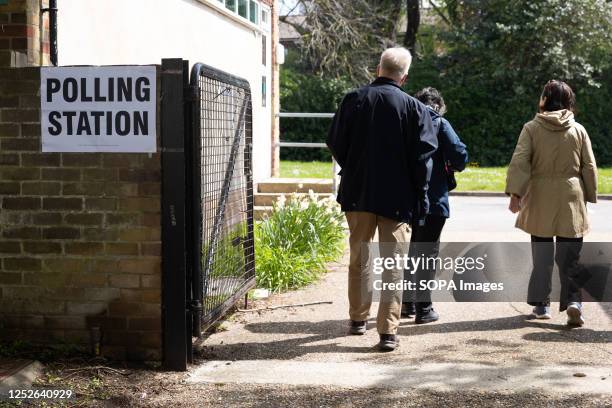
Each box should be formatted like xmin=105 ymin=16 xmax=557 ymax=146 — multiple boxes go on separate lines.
xmin=450 ymin=191 xmax=612 ymax=201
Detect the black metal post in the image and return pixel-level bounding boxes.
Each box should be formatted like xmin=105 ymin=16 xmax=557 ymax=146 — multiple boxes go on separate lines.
xmin=49 ymin=0 xmax=57 ymax=66
xmin=161 ymin=59 xmax=189 ymax=371
xmin=187 ymin=69 xmax=203 ymax=338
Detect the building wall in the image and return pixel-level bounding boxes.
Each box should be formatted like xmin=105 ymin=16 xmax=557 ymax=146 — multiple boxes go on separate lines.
xmin=0 ymin=66 xmax=163 ymax=360
xmin=56 ymin=0 xmax=273 ymax=182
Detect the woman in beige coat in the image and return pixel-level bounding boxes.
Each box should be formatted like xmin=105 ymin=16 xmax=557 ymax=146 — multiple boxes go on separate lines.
xmin=506 ymin=80 xmax=597 ymax=326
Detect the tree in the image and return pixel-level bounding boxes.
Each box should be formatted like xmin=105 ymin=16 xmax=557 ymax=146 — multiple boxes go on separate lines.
xmin=281 ymin=0 xmax=403 ymax=84
xmin=406 ymin=0 xmax=612 ymax=165
xmin=403 ymin=0 xmax=421 ymax=53
xmin=437 ymin=0 xmax=612 ymax=87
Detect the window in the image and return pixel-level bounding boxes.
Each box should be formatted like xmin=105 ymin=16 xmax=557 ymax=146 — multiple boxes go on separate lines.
xmin=261 ymin=76 xmax=267 ymax=107
xmin=238 ymin=0 xmax=248 ymax=18
xmin=249 ymin=1 xmax=259 ymax=24
xmin=216 ymin=0 xmax=263 ymax=26
xmin=225 ymin=0 xmax=236 ymax=12
xmin=262 ymin=35 xmax=267 ymax=66
xmin=261 ymin=9 xmax=268 ymax=24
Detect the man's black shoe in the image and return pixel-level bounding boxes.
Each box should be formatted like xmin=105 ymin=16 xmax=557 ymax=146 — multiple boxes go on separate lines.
xmin=401 ymin=302 xmax=416 ymax=318
xmin=350 ymin=320 xmax=367 ymax=335
xmin=415 ymin=308 xmax=439 ymax=324
xmin=377 ymin=334 xmax=399 ymax=351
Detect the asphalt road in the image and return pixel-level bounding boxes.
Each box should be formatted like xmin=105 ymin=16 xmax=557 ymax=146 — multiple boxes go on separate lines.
xmin=444 ymin=196 xmax=612 ymax=242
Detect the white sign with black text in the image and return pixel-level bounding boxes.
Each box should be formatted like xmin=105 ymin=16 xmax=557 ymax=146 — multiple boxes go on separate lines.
xmin=41 ymin=66 xmax=157 ymax=153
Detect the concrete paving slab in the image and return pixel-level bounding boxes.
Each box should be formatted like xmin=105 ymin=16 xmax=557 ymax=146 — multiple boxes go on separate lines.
xmin=0 ymin=359 xmax=43 ymax=394
xmin=189 ymin=360 xmax=612 ymax=394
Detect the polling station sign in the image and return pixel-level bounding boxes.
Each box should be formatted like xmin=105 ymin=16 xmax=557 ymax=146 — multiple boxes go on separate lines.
xmin=41 ymin=66 xmax=157 ymax=153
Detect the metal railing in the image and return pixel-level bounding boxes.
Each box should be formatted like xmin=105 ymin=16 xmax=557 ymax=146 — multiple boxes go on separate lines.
xmin=275 ymin=112 xmax=339 ymax=194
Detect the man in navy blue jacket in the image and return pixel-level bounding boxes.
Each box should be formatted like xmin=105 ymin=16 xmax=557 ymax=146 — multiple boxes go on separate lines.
xmin=327 ymin=47 xmax=438 ymax=351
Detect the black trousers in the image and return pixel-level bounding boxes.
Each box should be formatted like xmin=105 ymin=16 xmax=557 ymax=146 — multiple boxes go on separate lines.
xmin=403 ymin=215 xmax=446 ymax=313
xmin=528 ymin=235 xmax=583 ymax=311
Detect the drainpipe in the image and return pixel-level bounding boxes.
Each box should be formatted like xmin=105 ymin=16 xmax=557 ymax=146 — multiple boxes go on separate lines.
xmin=270 ymin=0 xmax=280 ymax=177
xmin=41 ymin=0 xmax=58 ymax=66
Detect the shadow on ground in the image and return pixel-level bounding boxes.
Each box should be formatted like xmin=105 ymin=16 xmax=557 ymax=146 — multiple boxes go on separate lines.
xmin=197 ymin=319 xmax=373 ymax=361
xmin=399 ymin=314 xmax=611 ymax=343
xmin=197 ymin=313 xmax=611 ymax=362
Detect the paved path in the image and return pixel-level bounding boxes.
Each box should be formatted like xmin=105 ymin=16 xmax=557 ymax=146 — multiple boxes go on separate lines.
xmin=189 ymin=197 xmax=612 ymax=405
xmin=0 ymin=359 xmax=43 ymax=395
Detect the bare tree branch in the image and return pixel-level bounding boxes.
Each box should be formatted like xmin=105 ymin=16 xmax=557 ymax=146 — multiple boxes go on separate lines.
xmin=431 ymin=0 xmax=455 ymax=27
xmin=299 ymin=0 xmax=402 ymax=84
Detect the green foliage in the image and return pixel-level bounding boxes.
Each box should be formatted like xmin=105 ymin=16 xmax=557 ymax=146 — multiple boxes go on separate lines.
xmin=280 ymin=0 xmax=612 ymax=166
xmin=443 ymin=0 xmax=611 ymax=85
xmin=202 ymin=222 xmax=247 ymax=279
xmin=255 ymin=193 xmax=345 ymax=292
xmin=404 ymin=56 xmax=534 ymax=165
xmin=403 ymin=0 xmax=612 ymax=166
xmin=280 ymin=61 xmax=352 ymax=161
xmin=200 ymin=223 xmax=248 ymax=310
xmin=575 ymin=67 xmax=612 ymax=165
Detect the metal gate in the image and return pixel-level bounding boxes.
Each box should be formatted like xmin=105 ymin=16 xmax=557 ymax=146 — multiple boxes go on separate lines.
xmin=161 ymin=59 xmax=255 ymax=370
xmin=187 ymin=63 xmax=256 ymax=336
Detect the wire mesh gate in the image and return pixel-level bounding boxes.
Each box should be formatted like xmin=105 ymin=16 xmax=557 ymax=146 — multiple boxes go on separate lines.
xmin=161 ymin=59 xmax=255 ymax=370
xmin=187 ymin=63 xmax=256 ymax=337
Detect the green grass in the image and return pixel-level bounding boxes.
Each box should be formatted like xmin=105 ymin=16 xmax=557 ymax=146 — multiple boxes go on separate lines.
xmin=454 ymin=166 xmax=508 ymax=192
xmin=280 ymin=160 xmax=334 ymax=178
xmin=599 ymin=168 xmax=612 ymax=194
xmin=279 ymin=161 xmax=612 ymax=194
xmin=457 ymin=166 xmax=612 ymax=194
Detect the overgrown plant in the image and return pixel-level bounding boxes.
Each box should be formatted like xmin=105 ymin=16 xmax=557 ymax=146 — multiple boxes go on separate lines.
xmin=255 ymin=192 xmax=345 ymax=292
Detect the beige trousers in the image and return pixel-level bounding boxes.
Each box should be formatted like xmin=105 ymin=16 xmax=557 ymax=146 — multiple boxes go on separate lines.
xmin=346 ymin=211 xmax=410 ymax=335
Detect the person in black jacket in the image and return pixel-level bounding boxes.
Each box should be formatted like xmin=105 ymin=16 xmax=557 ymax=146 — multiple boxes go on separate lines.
xmin=402 ymin=87 xmax=469 ymax=323
xmin=327 ymin=47 xmax=438 ymax=351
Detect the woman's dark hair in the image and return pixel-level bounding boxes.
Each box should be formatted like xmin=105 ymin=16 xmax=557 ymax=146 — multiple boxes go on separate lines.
xmin=414 ymin=87 xmax=447 ymax=115
xmin=540 ymin=80 xmax=576 ymax=113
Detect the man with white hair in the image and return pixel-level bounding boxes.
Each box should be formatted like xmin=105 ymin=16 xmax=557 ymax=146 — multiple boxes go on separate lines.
xmin=327 ymin=47 xmax=438 ymax=351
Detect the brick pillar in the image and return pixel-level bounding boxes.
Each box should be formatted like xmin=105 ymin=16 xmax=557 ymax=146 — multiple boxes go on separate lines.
xmin=0 ymin=0 xmax=50 ymax=67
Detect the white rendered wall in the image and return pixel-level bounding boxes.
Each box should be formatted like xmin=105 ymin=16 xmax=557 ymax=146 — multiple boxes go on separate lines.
xmin=57 ymin=0 xmax=272 ymax=182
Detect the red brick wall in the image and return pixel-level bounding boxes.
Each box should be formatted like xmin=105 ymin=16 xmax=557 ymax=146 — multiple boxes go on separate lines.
xmin=0 ymin=66 xmax=162 ymax=360
xmin=0 ymin=0 xmax=50 ymax=67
